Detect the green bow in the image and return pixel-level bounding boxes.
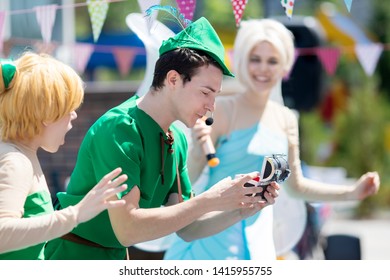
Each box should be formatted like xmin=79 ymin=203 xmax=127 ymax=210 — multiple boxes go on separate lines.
xmin=1 ymin=60 xmax=16 ymax=89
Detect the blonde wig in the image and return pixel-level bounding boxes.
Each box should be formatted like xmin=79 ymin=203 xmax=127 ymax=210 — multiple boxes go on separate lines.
xmin=233 ymin=19 xmax=295 ymax=89
xmin=0 ymin=52 xmax=84 ymax=141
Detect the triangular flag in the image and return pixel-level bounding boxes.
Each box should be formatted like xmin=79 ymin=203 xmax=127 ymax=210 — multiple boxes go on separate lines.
xmin=137 ymin=0 xmax=161 ymax=32
xmin=33 ymin=41 xmax=57 ymax=55
xmin=0 ymin=11 xmax=6 ymax=54
xmin=72 ymin=43 xmax=94 ymax=74
xmin=87 ymin=0 xmax=109 ymax=42
xmin=280 ymin=0 xmax=295 ymax=19
xmin=35 ymin=4 xmax=58 ymax=43
xmin=344 ymin=0 xmax=353 ymax=12
xmin=112 ymin=47 xmax=137 ymax=77
xmin=316 ymin=47 xmax=341 ymax=75
xmin=231 ymin=0 xmax=247 ymax=27
xmin=355 ymin=43 xmax=383 ymax=76
xmin=176 ymin=0 xmax=196 ymax=21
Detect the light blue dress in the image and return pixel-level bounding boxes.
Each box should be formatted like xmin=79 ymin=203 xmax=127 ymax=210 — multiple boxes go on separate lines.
xmin=164 ymin=121 xmax=289 ymax=260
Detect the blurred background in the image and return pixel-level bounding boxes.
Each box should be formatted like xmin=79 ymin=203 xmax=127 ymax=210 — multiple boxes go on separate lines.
xmin=3 ymin=0 xmax=390 ymax=259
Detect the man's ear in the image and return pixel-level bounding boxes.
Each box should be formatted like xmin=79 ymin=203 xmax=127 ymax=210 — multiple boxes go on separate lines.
xmin=166 ymin=70 xmax=180 ymax=87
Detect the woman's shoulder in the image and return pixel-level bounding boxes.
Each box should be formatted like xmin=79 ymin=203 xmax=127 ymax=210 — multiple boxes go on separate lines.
xmin=0 ymin=142 xmax=31 ymax=161
xmin=266 ymin=100 xmax=299 ymax=132
xmin=0 ymin=142 xmax=33 ymax=177
xmin=267 ymin=100 xmax=297 ymax=117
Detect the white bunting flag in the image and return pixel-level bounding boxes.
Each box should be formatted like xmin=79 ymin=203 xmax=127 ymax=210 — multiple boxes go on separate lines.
xmin=344 ymin=0 xmax=353 ymax=12
xmin=73 ymin=43 xmax=94 ymax=74
xmin=355 ymin=43 xmax=383 ymax=76
xmin=35 ymin=4 xmax=58 ymax=43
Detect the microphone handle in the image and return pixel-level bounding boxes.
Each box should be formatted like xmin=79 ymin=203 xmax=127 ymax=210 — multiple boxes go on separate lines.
xmin=202 ymin=136 xmax=220 ymax=167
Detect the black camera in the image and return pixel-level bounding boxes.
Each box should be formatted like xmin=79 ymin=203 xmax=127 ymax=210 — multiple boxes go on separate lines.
xmin=244 ymin=154 xmax=291 ymax=199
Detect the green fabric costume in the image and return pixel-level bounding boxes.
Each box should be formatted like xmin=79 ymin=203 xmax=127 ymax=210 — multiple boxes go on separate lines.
xmin=44 ymin=96 xmax=192 ymax=260
xmin=0 ymin=190 xmax=54 ymax=260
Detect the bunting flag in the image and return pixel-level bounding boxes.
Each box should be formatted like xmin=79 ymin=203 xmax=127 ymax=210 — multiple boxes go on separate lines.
xmin=231 ymin=0 xmax=247 ymax=27
xmin=176 ymin=0 xmax=196 ymax=21
xmin=112 ymin=47 xmax=137 ymax=77
xmin=87 ymin=0 xmax=109 ymax=42
xmin=0 ymin=11 xmax=6 ymax=54
xmin=344 ymin=0 xmax=353 ymax=12
xmin=35 ymin=4 xmax=58 ymax=43
xmin=355 ymin=43 xmax=383 ymax=76
xmin=316 ymin=47 xmax=341 ymax=75
xmin=280 ymin=0 xmax=295 ymax=19
xmin=72 ymin=43 xmax=94 ymax=74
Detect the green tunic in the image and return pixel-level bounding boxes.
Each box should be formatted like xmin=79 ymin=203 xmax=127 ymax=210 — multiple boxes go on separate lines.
xmin=44 ymin=95 xmax=192 ymax=260
xmin=0 ymin=190 xmax=54 ymax=260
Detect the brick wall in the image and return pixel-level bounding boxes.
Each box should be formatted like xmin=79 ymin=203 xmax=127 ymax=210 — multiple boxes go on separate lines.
xmin=38 ymin=82 xmax=138 ymax=198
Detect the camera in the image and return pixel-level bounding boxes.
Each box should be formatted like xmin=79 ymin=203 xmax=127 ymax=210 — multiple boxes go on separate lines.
xmin=244 ymin=154 xmax=291 ymax=199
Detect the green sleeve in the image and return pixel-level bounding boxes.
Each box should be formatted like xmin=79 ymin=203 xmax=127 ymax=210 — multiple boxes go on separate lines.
xmin=67 ymin=112 xmax=143 ymax=199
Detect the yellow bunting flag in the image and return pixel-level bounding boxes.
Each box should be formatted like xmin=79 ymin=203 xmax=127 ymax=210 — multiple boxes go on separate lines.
xmin=87 ymin=0 xmax=109 ymax=42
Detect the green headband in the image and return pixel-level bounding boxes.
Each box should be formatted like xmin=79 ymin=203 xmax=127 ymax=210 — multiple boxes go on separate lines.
xmin=1 ymin=60 xmax=16 ymax=89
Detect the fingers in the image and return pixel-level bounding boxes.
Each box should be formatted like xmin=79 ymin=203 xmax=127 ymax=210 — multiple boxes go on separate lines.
xmin=370 ymin=172 xmax=380 ymax=186
xmin=240 ymin=182 xmax=280 ymax=207
xmin=96 ymin=168 xmax=128 ymax=190
xmin=104 ymin=199 xmax=126 ymax=209
xmin=359 ymin=172 xmax=380 ymax=198
xmin=94 ymin=168 xmax=129 ymax=206
xmin=102 ymin=167 xmax=123 ymax=183
xmin=109 ymin=174 xmax=128 ymax=188
xmin=235 ymin=172 xmax=261 ymax=185
xmin=193 ymin=120 xmax=211 ymax=140
xmin=103 ymin=184 xmax=128 ymax=197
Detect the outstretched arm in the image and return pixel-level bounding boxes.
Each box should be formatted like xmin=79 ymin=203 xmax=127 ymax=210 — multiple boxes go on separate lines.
xmin=0 ymin=166 xmax=127 ymax=254
xmin=285 ymin=108 xmax=380 ymax=201
xmin=176 ymin=181 xmax=280 ymax=241
xmin=108 ymin=172 xmax=279 ymax=247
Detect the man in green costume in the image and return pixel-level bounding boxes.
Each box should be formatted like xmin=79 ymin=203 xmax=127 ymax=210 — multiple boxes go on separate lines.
xmin=45 ymin=17 xmax=280 ymax=260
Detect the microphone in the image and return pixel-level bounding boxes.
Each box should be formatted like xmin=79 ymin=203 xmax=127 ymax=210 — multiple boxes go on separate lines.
xmin=205 ymin=116 xmax=214 ymax=126
xmin=202 ymin=113 xmax=219 ymax=167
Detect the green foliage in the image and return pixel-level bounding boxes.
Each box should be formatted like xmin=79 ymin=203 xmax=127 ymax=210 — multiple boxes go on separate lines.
xmin=300 ymin=78 xmax=390 ymax=217
xmin=327 ymin=79 xmax=388 ymax=176
xmin=327 ymin=78 xmax=390 ymax=217
xmin=299 ymin=110 xmax=333 ymax=165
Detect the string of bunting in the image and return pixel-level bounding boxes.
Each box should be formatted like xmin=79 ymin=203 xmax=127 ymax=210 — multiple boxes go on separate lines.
xmin=0 ymin=0 xmax=384 ymax=77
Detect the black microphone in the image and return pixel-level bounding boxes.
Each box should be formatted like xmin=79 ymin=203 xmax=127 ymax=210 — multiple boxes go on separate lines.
xmin=202 ymin=113 xmax=219 ymax=167
xmin=205 ymin=116 xmax=214 ymax=126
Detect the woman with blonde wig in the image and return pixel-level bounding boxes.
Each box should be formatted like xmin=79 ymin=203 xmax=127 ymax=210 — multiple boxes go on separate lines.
xmin=164 ymin=19 xmax=380 ymax=260
xmin=0 ymin=52 xmax=128 ymax=259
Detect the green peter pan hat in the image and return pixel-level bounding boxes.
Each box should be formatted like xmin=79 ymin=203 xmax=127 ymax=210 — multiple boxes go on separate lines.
xmin=159 ymin=17 xmax=234 ymax=77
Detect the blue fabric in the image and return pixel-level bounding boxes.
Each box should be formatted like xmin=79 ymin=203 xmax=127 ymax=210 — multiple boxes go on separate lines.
xmin=164 ymin=123 xmax=288 ymax=260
